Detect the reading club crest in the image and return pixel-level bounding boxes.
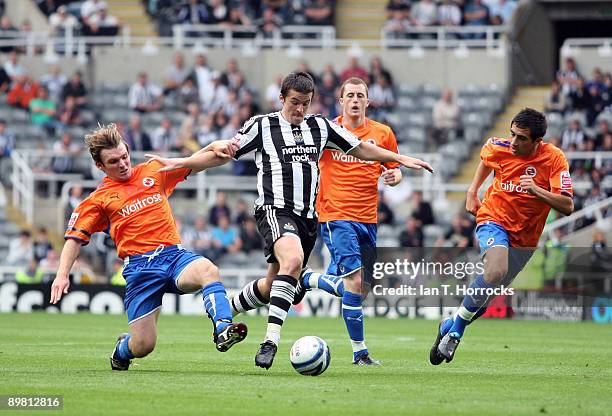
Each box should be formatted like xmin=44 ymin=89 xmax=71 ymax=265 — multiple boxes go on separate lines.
xmin=525 ymin=166 xmax=537 ymax=177
xmin=142 ymin=177 xmax=155 ymax=187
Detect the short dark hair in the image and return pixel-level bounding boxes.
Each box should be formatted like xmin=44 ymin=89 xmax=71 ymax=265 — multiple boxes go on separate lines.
xmin=511 ymin=108 xmax=547 ymax=140
xmin=280 ymin=72 xmax=315 ymax=98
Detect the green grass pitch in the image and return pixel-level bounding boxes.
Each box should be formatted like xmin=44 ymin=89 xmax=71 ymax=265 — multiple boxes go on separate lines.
xmin=1 ymin=313 xmax=611 ymax=416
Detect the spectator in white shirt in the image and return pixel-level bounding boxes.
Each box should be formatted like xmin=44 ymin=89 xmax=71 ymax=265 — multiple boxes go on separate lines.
xmin=128 ymin=71 xmax=163 ymax=113
xmin=163 ymin=52 xmax=190 ymax=95
xmin=438 ymin=0 xmax=462 ymax=27
xmin=411 ymin=0 xmax=438 ymax=27
xmin=489 ymin=0 xmax=517 ymax=24
xmin=81 ymin=0 xmax=104 ymax=24
xmin=151 ymin=117 xmax=178 ymax=152
xmin=369 ymin=75 xmax=395 ymax=119
xmin=7 ymin=230 xmax=33 ymax=267
xmin=87 ymin=3 xmax=120 ymax=36
xmin=207 ymin=71 xmax=229 ymax=113
xmin=40 ymin=65 xmax=67 ymax=104
xmin=432 ymin=88 xmax=460 ymax=145
xmin=265 ymin=74 xmax=283 ymax=112
xmin=190 ymin=53 xmax=213 ymax=110
xmin=3 ymin=50 xmax=24 ymax=81
xmin=196 ymin=114 xmax=219 ymax=147
xmin=49 ymin=5 xmax=80 ymax=35
xmin=561 ymin=119 xmax=586 ymax=150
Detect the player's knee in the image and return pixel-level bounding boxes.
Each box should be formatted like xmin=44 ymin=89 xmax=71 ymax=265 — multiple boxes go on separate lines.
xmin=199 ymin=260 xmax=220 ymax=284
xmin=484 ymin=266 xmax=507 ymax=285
xmin=282 ymin=256 xmax=303 ymax=277
xmin=345 ymin=275 xmax=362 ymax=293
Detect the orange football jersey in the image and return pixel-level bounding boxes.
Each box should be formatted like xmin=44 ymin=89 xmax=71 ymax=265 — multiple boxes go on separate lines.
xmin=476 ymin=138 xmax=573 ymax=247
xmin=317 ymin=116 xmax=399 ymax=223
xmin=65 ymin=160 xmax=191 ymax=258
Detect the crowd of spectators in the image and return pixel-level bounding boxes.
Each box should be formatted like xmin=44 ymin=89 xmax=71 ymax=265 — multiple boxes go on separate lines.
xmin=384 ymin=0 xmax=517 ymax=39
xmin=543 ymin=58 xmax=612 ymax=227
xmin=0 ymin=46 xmax=92 ymax=176
xmin=546 ymin=58 xmax=612 ymax=127
xmin=144 ymin=0 xmax=336 ymax=38
xmin=38 ymin=0 xmax=121 ymax=37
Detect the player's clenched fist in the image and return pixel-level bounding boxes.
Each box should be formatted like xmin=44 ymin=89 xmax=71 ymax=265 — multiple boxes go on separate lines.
xmin=381 ymin=167 xmax=402 ymax=186
xmin=465 ymin=191 xmax=481 ymax=216
xmin=519 ymin=175 xmax=538 ymax=194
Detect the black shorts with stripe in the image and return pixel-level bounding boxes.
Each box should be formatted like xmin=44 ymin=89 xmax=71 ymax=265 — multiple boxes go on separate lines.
xmin=254 ymin=205 xmax=318 ymax=265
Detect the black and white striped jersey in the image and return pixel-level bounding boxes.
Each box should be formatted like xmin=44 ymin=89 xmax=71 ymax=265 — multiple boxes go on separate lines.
xmin=234 ymin=112 xmax=361 ymax=218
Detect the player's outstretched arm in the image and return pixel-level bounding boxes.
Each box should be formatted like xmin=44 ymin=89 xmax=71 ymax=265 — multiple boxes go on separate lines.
xmin=50 ymin=239 xmax=82 ymax=304
xmin=146 ymin=139 xmax=240 ymax=173
xmin=349 ymin=142 xmax=434 ymax=173
xmin=519 ymin=175 xmax=574 ymax=216
xmin=466 ymin=160 xmax=493 ymax=216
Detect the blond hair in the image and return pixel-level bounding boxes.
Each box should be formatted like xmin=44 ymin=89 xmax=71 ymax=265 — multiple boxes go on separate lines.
xmin=339 ymin=77 xmax=369 ymax=98
xmin=84 ymin=123 xmax=129 ymax=164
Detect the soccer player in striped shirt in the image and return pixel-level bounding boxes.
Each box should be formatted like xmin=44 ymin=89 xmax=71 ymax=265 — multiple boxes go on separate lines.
xmin=149 ymin=72 xmax=433 ymax=370
xmin=294 ymin=77 xmax=403 ymax=365
xmin=430 ymin=108 xmax=574 ymax=364
xmin=50 ymin=124 xmax=247 ymax=371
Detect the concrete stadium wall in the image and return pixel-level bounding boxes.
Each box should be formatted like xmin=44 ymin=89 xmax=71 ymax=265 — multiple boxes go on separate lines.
xmin=2 ymin=44 xmax=510 ymax=103
xmin=91 ymin=45 xmax=510 ymax=92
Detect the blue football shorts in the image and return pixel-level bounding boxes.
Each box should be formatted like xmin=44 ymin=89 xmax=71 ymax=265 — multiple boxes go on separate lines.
xmin=122 ymin=244 xmax=203 ymax=324
xmin=320 ymin=220 xmax=377 ymax=278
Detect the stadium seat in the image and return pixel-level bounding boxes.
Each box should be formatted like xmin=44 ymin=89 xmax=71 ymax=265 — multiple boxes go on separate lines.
xmin=456 ymin=97 xmax=475 ymax=112
xmin=564 ymin=112 xmax=587 ymax=128
xmin=11 ymin=110 xmax=29 ymax=123
xmin=397 ymin=83 xmax=420 ymax=98
xmin=406 ymin=112 xmax=428 ymax=128
xmin=112 ymin=95 xmax=130 ymax=108
xmin=421 ymin=83 xmax=442 ymax=99
xmin=397 ymin=96 xmax=418 ymax=111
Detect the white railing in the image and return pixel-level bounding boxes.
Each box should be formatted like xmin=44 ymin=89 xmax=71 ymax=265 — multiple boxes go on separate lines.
xmin=543 ymin=197 xmax=612 ymax=240
xmin=380 ymin=25 xmax=508 ymax=50
xmin=10 ymin=151 xmax=34 ymax=225
xmin=565 ymin=151 xmax=612 ymax=170
xmin=561 ymin=37 xmax=612 ymax=48
xmin=0 ymin=24 xmax=509 ymax=57
xmin=0 ymin=26 xmax=135 ymax=58
xmin=172 ymin=24 xmax=336 ymax=50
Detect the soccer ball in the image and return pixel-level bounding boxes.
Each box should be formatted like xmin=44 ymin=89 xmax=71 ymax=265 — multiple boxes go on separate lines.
xmin=289 ymin=336 xmax=331 ymax=376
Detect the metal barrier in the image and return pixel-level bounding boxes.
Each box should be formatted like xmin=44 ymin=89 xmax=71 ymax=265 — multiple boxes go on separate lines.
xmin=380 ymin=25 xmax=508 ymax=50
xmin=172 ymin=24 xmax=336 ymax=50
xmin=10 ymin=151 xmax=34 ymax=225
xmin=0 ymin=24 xmax=509 ymax=57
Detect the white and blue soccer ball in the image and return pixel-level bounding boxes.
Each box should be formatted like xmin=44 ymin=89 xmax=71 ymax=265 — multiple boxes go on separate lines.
xmin=290 ymin=336 xmax=331 ymax=376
